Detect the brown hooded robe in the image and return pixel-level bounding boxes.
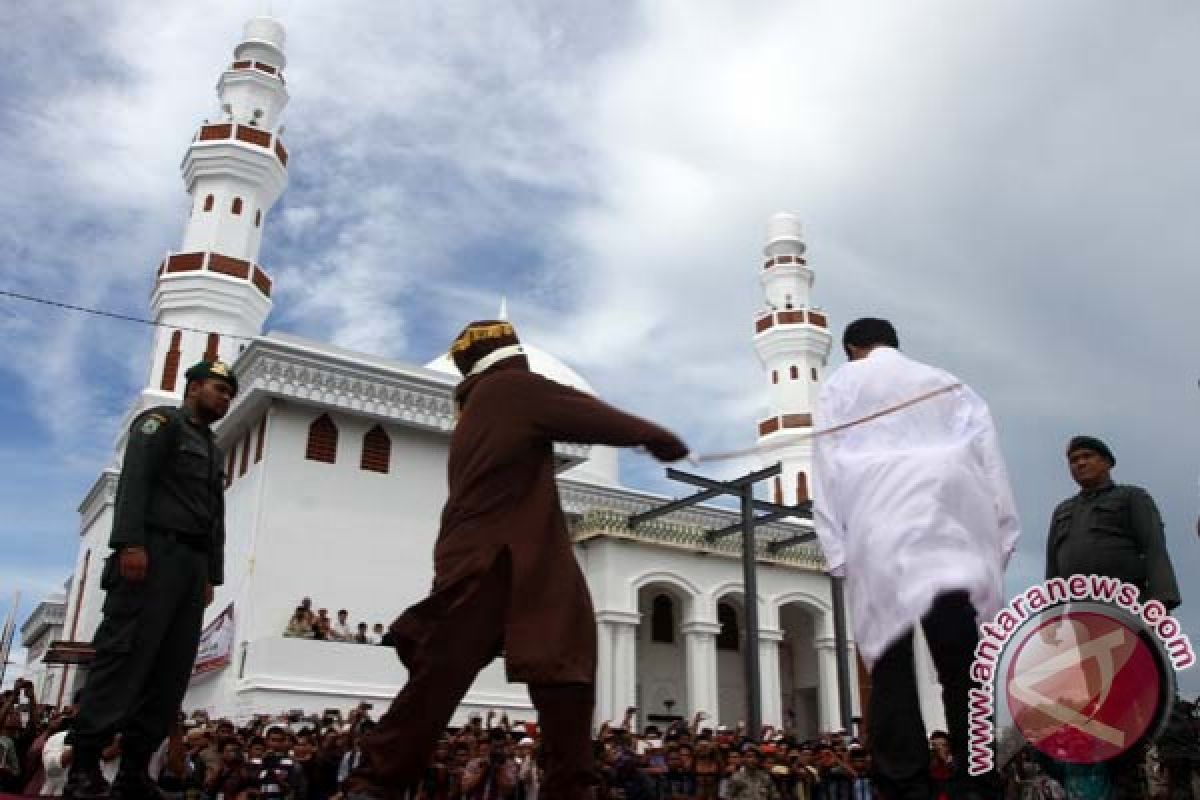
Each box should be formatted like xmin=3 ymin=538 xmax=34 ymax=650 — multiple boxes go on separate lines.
xmin=389 ymin=358 xmax=681 ymax=685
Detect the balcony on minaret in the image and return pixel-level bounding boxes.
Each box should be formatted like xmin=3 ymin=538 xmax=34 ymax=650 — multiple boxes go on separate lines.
xmin=193 ymin=123 xmax=288 ymax=167
xmin=754 ymin=308 xmax=828 ymax=335
xmin=156 ymin=251 xmax=272 ymax=298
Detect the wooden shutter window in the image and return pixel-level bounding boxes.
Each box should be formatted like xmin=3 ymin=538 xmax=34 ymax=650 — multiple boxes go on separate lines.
xmin=361 ymin=424 xmax=391 ymax=473
xmin=306 ymin=414 xmax=338 ymax=464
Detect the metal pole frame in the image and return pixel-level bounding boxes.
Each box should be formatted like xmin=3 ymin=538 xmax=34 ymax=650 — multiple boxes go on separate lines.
xmin=740 ymin=483 xmax=764 ymax=738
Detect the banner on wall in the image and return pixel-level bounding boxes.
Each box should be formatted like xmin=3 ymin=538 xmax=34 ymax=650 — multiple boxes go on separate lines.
xmin=193 ymin=603 xmax=235 ymax=677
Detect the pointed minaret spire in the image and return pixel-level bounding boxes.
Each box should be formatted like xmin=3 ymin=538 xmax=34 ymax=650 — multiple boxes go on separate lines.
xmin=752 ymin=212 xmax=832 ymax=505
xmin=498 ymin=296 xmax=509 ymax=321
xmin=138 ymin=17 xmax=291 ymax=414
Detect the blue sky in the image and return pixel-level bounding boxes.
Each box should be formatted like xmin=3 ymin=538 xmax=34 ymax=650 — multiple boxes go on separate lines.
xmin=2 ymin=1 xmax=1199 ymax=696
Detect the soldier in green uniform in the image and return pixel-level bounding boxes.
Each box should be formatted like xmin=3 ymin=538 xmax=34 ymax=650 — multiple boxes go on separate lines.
xmin=66 ymin=361 xmax=236 ymax=800
xmin=1045 ymin=435 xmax=1182 ymax=799
xmin=1046 ymin=435 xmax=1181 ymax=609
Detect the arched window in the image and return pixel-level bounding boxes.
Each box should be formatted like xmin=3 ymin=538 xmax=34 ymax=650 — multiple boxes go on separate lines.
xmin=255 ymin=209 xmax=262 ymax=227
xmin=231 ymin=197 xmax=243 ymax=215
xmin=771 ymin=370 xmax=778 ymax=384
xmin=796 ymin=471 xmax=810 ymax=503
xmin=789 ymin=365 xmax=799 ymax=380
xmin=203 ymin=332 xmax=219 ymax=362
xmin=811 ymin=367 xmax=818 ymax=382
xmin=717 ymin=602 xmax=740 ymax=651
xmin=361 ymin=425 xmax=391 ymax=473
xmin=651 ymin=594 xmax=675 ymax=643
xmin=203 ymin=194 xmax=214 ymax=212
xmin=160 ymin=330 xmax=182 ymax=391
xmin=305 ymin=414 xmax=338 ymax=464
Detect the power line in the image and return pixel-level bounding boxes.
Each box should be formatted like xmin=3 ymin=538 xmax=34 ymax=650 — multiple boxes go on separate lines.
xmin=0 ymin=288 xmax=257 ymax=341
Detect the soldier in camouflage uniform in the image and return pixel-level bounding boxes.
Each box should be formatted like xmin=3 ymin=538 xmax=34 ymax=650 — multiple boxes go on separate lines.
xmin=66 ymin=361 xmax=235 ymax=800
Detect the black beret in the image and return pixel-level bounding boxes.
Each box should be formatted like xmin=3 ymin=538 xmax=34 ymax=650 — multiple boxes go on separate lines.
xmin=185 ymin=360 xmax=238 ymax=396
xmin=1067 ymin=435 xmax=1114 ymax=466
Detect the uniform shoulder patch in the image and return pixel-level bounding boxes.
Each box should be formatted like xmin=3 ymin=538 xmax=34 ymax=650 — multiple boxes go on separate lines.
xmin=138 ymin=412 xmax=170 ymax=436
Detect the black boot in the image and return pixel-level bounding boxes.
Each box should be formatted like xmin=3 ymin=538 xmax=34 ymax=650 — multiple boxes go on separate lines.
xmin=109 ymin=753 xmax=162 ymax=800
xmin=64 ymin=750 xmax=111 ymax=800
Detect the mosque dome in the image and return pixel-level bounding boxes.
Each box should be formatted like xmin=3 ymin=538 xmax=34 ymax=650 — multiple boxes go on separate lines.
xmin=424 ymin=345 xmax=620 ymax=486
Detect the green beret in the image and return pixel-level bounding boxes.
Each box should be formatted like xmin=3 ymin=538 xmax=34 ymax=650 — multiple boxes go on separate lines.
xmin=185 ymin=360 xmax=238 ymax=396
xmin=1067 ymin=435 xmax=1114 ymax=466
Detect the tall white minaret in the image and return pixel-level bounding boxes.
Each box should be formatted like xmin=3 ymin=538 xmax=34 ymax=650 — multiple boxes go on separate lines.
xmin=753 ymin=213 xmax=832 ymax=505
xmin=138 ymin=16 xmax=290 ymax=412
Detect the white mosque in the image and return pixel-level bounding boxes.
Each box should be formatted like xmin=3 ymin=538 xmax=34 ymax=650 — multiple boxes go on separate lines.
xmin=41 ymin=17 xmax=947 ymax=737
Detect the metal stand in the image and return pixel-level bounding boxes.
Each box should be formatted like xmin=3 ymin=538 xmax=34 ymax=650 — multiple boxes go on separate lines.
xmin=629 ymin=464 xmax=858 ymax=736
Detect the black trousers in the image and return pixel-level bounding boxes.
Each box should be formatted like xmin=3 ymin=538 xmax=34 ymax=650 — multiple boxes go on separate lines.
xmin=68 ymin=534 xmax=208 ymax=762
xmin=869 ymin=590 xmax=991 ymax=800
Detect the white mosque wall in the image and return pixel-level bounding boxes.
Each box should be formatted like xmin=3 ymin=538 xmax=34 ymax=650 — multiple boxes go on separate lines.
xmin=183 ymin=400 xmax=533 ymax=719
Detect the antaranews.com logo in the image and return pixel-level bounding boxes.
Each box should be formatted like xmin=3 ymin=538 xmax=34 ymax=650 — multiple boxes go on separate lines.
xmin=968 ymin=574 xmax=1195 ymax=775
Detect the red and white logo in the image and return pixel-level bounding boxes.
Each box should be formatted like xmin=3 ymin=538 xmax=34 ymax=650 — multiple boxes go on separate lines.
xmin=1005 ymin=610 xmax=1164 ymax=764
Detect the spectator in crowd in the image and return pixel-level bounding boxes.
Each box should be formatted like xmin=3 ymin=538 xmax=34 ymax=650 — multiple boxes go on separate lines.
xmin=929 ymin=730 xmax=953 ymax=799
xmin=847 ymin=748 xmax=873 ymax=800
xmin=793 ymin=745 xmax=819 ymax=800
xmin=663 ymin=747 xmax=697 ymax=798
xmin=812 ymin=743 xmax=853 ymax=799
xmin=312 ymin=615 xmax=334 ymax=642
xmin=728 ymin=745 xmax=780 ymax=800
xmin=285 ymin=607 xmax=314 ymax=638
xmin=260 ymin=725 xmax=307 ymax=800
xmin=461 ymin=732 xmax=518 ymax=799
xmin=333 ymin=610 xmax=354 ymax=642
xmin=0 ymin=680 xmax=39 ymax=793
xmin=208 ymin=737 xmax=245 ymax=800
xmin=354 ymin=623 xmax=371 ymax=644
xmin=692 ymin=739 xmax=722 ymax=800
xmin=371 ymin=624 xmax=386 ymax=645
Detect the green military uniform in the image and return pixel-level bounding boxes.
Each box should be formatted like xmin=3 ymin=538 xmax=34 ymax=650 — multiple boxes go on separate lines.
xmin=68 ymin=403 xmax=226 ymax=766
xmin=1046 ymin=481 xmax=1181 ymax=609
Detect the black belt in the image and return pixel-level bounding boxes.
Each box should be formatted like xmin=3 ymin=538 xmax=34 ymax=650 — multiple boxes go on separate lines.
xmin=149 ymin=527 xmax=210 ymax=552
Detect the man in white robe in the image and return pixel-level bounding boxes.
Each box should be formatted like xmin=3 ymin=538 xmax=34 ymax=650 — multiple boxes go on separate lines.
xmin=812 ymin=318 xmax=1020 ymax=800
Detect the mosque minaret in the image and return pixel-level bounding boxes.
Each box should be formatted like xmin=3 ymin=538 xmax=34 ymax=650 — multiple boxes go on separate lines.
xmin=139 ymin=17 xmax=290 ymax=414
xmin=753 ymin=213 xmax=833 ymax=505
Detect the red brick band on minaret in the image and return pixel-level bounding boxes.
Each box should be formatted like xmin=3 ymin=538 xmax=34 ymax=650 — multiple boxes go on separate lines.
xmin=160 ymin=330 xmax=182 ymax=391
xmin=204 ymin=332 xmax=220 ymax=362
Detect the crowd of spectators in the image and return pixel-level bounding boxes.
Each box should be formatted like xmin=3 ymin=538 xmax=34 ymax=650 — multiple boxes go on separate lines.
xmin=4 ymin=679 xmax=1200 ymax=799
xmin=283 ymin=597 xmax=386 ymax=645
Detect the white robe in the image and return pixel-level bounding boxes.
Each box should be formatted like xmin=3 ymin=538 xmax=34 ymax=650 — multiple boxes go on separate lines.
xmin=812 ymin=347 xmax=1020 ymax=668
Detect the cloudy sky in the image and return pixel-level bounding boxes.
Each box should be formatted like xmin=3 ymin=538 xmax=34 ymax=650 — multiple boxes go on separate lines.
xmin=2 ymin=1 xmax=1197 ymax=694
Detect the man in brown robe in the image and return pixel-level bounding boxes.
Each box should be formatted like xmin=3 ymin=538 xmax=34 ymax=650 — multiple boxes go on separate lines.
xmin=350 ymin=320 xmax=689 ymax=800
